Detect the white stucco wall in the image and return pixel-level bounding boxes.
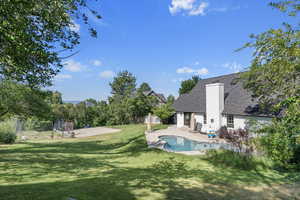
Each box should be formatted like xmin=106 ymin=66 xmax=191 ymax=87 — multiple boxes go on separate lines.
xmin=222 ymin=115 xmax=272 ymax=130
xmin=176 ymin=112 xmax=184 ymax=128
xmin=194 ymin=113 xmax=210 ymax=132
xmin=194 ymin=113 xmax=203 ymax=123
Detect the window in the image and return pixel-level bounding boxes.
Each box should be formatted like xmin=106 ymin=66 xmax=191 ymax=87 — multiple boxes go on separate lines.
xmin=203 ymin=113 xmax=207 ymax=124
xmin=227 ymin=115 xmax=234 ymax=128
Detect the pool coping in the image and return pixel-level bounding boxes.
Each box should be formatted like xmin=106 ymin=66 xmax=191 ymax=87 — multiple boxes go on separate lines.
xmin=145 ymin=126 xmax=228 ymax=155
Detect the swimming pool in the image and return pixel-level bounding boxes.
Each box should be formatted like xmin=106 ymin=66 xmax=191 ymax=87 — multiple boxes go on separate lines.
xmin=159 ymin=135 xmax=236 ymax=152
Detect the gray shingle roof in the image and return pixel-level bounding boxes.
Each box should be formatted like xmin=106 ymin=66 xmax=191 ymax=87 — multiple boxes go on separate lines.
xmin=173 ymin=73 xmax=271 ymax=117
xmin=143 ymin=90 xmax=167 ymax=104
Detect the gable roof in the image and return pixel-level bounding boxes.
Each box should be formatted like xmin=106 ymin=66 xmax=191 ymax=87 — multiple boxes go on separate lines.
xmin=173 ymin=73 xmax=271 ymax=117
xmin=143 ymin=90 xmax=167 ymax=104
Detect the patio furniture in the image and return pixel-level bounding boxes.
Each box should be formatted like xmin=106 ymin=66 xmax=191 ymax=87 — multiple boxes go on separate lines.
xmin=208 ymin=130 xmax=216 ymax=138
xmin=196 ymin=123 xmax=202 ymax=133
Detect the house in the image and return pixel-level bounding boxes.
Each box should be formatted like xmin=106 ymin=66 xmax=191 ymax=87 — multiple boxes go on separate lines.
xmin=143 ymin=90 xmax=167 ymax=105
xmin=143 ymin=90 xmax=167 ymax=124
xmin=173 ymin=73 xmax=272 ymax=133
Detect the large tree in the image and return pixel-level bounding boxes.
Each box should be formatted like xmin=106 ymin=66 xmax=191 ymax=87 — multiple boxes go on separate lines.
xmin=138 ymin=82 xmax=152 ymax=93
xmin=109 ymin=70 xmax=136 ymax=99
xmin=0 ymin=0 xmax=100 ymax=87
xmin=179 ymin=76 xmax=200 ymax=95
xmin=240 ymin=24 xmax=300 ymax=111
xmin=240 ymin=0 xmax=300 ymax=168
xmin=0 ymin=81 xmax=51 ymax=119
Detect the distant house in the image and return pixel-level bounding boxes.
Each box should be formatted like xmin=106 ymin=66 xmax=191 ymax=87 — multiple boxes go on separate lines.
xmin=143 ymin=90 xmax=167 ymax=105
xmin=173 ymin=73 xmax=272 ymax=133
xmin=143 ymin=90 xmax=167 ymax=124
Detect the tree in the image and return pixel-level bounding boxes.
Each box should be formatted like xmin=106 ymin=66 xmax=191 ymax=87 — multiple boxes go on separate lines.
xmin=153 ymin=104 xmax=175 ymax=124
xmin=179 ymin=76 xmax=200 ymax=95
xmin=92 ymin=101 xmax=109 ymax=126
xmin=260 ymin=97 xmax=300 ymax=168
xmin=167 ymin=95 xmax=175 ymax=105
xmin=240 ymin=24 xmax=300 ymax=111
xmin=138 ymin=82 xmax=151 ymax=93
xmin=269 ymin=0 xmax=300 ymax=16
xmin=109 ymin=70 xmax=136 ymax=99
xmin=240 ymin=0 xmax=300 ymax=169
xmin=0 ymin=0 xmax=100 ymax=87
xmin=128 ymin=91 xmax=157 ymax=123
xmin=0 ymin=81 xmax=51 ymax=119
xmin=48 ymin=91 xmax=63 ymax=105
xmin=240 ymin=1 xmax=299 ymax=112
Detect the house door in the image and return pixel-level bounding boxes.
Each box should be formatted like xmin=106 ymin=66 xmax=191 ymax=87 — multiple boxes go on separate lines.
xmin=184 ymin=113 xmax=191 ymax=127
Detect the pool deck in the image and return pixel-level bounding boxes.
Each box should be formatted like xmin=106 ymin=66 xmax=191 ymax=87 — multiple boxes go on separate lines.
xmin=145 ymin=125 xmax=227 ymax=155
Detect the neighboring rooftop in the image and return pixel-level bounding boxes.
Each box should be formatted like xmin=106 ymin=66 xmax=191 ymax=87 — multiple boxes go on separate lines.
xmin=173 ymin=73 xmax=271 ymax=117
xmin=143 ymin=90 xmax=167 ymax=104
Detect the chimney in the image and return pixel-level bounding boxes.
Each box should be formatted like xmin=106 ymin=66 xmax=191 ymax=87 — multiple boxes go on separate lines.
xmin=205 ymin=83 xmax=224 ymax=131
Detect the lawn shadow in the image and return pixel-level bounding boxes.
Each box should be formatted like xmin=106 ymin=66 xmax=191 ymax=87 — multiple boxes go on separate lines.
xmin=0 ymin=158 xmax=298 ymax=200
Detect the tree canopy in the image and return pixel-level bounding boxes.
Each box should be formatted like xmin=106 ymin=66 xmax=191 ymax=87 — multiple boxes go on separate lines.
xmin=179 ymin=76 xmax=200 ymax=95
xmin=240 ymin=0 xmax=300 ymax=169
xmin=138 ymin=82 xmax=152 ymax=93
xmin=240 ymin=1 xmax=299 ymax=112
xmin=0 ymin=0 xmax=100 ymax=87
xmin=109 ymin=71 xmax=136 ymax=99
xmin=0 ymin=81 xmax=51 ymax=119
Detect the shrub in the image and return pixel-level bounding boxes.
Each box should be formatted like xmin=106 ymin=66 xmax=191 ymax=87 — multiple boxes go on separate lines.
xmin=0 ymin=119 xmax=17 ymax=144
xmin=0 ymin=131 xmax=17 ymax=144
xmin=152 ymin=104 xmax=175 ymax=124
xmin=259 ymin=97 xmax=300 ymax=169
xmin=221 ymin=128 xmax=255 ymax=156
xmin=218 ymin=126 xmax=228 ymax=138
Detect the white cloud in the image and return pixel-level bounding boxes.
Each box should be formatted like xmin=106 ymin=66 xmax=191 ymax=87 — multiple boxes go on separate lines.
xmin=176 ymin=67 xmax=208 ymax=75
xmin=55 ymin=74 xmax=72 ymax=80
xmin=99 ymin=70 xmax=114 ymax=79
xmin=169 ymin=0 xmax=208 ymax=16
xmin=195 ymin=68 xmax=209 ymax=75
xmin=189 ymin=2 xmax=208 ymax=16
xmin=91 ymin=60 xmax=102 ymax=67
xmin=70 ymin=21 xmax=80 ymax=32
xmin=64 ymin=59 xmax=85 ymax=72
xmin=209 ymin=6 xmax=240 ymax=13
xmin=176 ymin=67 xmax=195 ymax=74
xmin=223 ymin=62 xmax=244 ymax=73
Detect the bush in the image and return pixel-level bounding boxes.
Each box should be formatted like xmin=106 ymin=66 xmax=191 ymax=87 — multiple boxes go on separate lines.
xmin=218 ymin=126 xmax=228 ymax=138
xmin=0 ymin=119 xmax=17 ymax=144
xmin=259 ymin=97 xmax=300 ymax=169
xmin=220 ymin=128 xmax=254 ymax=156
xmin=152 ymin=104 xmax=175 ymax=124
xmin=0 ymin=131 xmax=17 ymax=144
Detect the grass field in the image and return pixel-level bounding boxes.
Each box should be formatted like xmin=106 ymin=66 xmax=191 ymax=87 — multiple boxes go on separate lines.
xmin=0 ymin=124 xmax=299 ymax=200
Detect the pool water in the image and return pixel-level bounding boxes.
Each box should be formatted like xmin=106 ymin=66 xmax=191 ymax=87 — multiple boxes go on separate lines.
xmin=159 ymin=135 xmax=236 ymax=152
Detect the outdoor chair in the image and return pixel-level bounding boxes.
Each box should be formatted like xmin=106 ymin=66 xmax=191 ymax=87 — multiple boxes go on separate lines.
xmin=208 ymin=130 xmax=217 ymax=138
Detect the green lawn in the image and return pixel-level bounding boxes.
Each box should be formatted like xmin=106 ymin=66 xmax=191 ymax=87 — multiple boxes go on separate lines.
xmin=0 ymin=124 xmax=299 ymax=200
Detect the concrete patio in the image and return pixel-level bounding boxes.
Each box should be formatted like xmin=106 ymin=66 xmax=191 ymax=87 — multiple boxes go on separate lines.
xmin=145 ymin=125 xmax=227 ymax=155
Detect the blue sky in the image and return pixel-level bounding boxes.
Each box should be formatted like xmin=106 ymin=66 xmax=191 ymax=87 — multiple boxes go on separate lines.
xmin=51 ymin=0 xmax=292 ymax=101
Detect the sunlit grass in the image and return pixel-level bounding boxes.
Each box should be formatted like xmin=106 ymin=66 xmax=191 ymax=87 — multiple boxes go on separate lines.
xmin=0 ymin=124 xmax=299 ymax=200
